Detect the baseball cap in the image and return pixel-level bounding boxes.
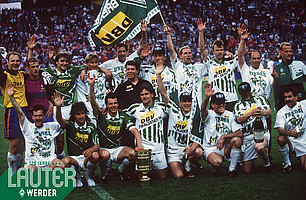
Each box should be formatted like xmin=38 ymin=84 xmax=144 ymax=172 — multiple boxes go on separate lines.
xmin=180 ymin=92 xmax=192 ymax=102
xmin=211 ymin=92 xmax=225 ymax=105
xmin=152 ymin=45 xmax=165 ymax=55
xmin=238 ymin=82 xmax=251 ymax=94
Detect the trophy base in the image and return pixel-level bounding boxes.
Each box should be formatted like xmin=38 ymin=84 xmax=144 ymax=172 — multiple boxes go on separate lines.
xmin=139 ymin=179 xmax=151 ymax=187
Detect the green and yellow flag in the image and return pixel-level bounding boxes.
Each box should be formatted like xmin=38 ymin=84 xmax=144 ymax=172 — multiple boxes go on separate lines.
xmin=88 ymin=0 xmax=160 ymax=47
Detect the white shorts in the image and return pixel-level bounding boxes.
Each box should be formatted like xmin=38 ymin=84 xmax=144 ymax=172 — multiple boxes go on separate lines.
xmin=203 ymin=144 xmax=228 ymax=161
xmin=242 ymin=134 xmax=270 ymax=162
xmin=152 ymin=152 xmax=168 ymax=170
xmin=289 ymin=138 xmax=306 ymax=157
xmin=70 ymin=155 xmax=86 ymax=170
xmin=166 ymin=147 xmax=185 ymax=163
xmin=101 ymin=146 xmax=125 ymax=162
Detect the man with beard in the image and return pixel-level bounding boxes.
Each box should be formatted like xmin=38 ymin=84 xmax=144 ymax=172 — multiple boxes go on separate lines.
xmin=275 ymin=87 xmax=306 ymax=172
xmin=273 ymin=42 xmax=306 ymax=111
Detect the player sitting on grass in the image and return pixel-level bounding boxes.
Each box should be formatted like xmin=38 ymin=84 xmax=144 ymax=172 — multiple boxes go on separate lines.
xmin=8 ymin=83 xmax=65 ymax=171
xmin=54 ymin=92 xmax=100 ymax=187
xmin=275 ymin=87 xmax=306 ymax=172
xmin=201 ymin=83 xmax=243 ymax=177
xmin=88 ymin=75 xmax=143 ymax=183
xmin=156 ymin=60 xmax=203 ymax=178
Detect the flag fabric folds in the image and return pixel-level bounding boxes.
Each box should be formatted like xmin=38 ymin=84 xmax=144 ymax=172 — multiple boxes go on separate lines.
xmin=88 ymin=0 xmax=160 ymax=47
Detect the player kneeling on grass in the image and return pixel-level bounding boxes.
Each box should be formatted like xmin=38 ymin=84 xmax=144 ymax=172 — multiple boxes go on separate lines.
xmin=8 ymin=83 xmax=65 ymax=171
xmin=201 ymin=83 xmax=243 ymax=177
xmin=234 ymin=82 xmax=273 ymax=174
xmin=274 ymin=87 xmax=306 ymax=173
xmin=88 ymin=75 xmax=143 ymax=183
xmin=156 ymin=60 xmax=202 ymax=178
xmin=53 ymin=92 xmax=100 ymax=187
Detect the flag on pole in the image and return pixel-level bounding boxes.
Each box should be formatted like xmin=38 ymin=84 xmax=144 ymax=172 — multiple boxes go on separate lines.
xmin=88 ymin=0 xmax=160 ymax=47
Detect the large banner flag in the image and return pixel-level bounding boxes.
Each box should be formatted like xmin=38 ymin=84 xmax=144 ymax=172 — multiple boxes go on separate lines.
xmin=88 ymin=0 xmax=160 ymax=47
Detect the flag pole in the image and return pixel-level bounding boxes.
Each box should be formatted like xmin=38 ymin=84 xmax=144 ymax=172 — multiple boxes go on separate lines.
xmin=154 ymin=0 xmax=166 ymax=26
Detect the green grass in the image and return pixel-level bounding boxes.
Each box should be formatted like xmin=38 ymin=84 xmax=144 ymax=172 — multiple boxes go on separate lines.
xmin=1 ymin=80 xmax=306 ymax=200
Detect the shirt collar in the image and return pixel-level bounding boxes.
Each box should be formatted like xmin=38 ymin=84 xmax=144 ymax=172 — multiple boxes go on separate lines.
xmin=107 ymin=112 xmax=119 ymax=120
xmin=56 ymin=68 xmax=68 ymax=76
xmin=74 ymin=121 xmax=87 ymax=129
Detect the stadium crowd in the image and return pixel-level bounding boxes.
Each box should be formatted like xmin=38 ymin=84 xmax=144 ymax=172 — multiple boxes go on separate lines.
xmin=0 ymin=0 xmax=305 ymax=186
xmin=0 ymin=0 xmax=305 ymax=69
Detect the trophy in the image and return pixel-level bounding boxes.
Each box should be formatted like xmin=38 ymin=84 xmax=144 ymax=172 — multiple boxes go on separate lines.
xmin=135 ymin=149 xmax=152 ymax=186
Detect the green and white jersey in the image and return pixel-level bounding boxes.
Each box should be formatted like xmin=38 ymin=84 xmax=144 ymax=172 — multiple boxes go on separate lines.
xmin=206 ymin=56 xmax=239 ymax=103
xmin=274 ymin=100 xmax=306 ymax=152
xmin=126 ymin=101 xmax=168 ymax=153
xmin=171 ymin=53 xmax=207 ymax=104
xmin=76 ymin=70 xmax=108 ymax=123
xmin=65 ymin=121 xmax=98 ymax=156
xmin=100 ymin=51 xmax=139 ymax=87
xmin=166 ymin=100 xmax=190 ymax=149
xmin=45 ymin=66 xmax=84 ymax=107
xmin=139 ymin=64 xmax=177 ymax=103
xmin=202 ymin=110 xmax=242 ymax=148
xmin=240 ymin=63 xmax=273 ymax=99
xmin=96 ymin=111 xmax=135 ymax=149
xmin=234 ymin=96 xmax=270 ymax=142
xmin=21 ymin=118 xmax=62 ymax=166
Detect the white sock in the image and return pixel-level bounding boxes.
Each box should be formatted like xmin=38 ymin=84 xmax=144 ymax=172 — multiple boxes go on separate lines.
xmin=118 ymin=158 xmax=130 ymax=173
xmin=259 ymin=149 xmax=270 ymax=167
xmin=7 ymin=152 xmax=18 ymax=176
xmin=104 ymin=159 xmax=112 ymax=175
xmin=17 ymin=154 xmax=23 ymax=169
xmin=279 ymin=144 xmax=291 ymax=166
xmin=228 ymin=149 xmax=241 ymax=172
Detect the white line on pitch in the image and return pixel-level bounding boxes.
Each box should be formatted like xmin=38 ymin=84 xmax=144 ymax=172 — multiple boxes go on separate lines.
xmin=90 ymin=185 xmax=115 ymax=200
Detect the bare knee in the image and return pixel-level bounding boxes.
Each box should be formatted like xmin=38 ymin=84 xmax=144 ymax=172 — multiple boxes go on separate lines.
xmin=277 ymin=136 xmax=287 ymax=146
xmin=255 ymin=145 xmax=265 ymax=155
xmin=210 ymin=158 xmax=222 ymax=167
xmin=173 ymin=171 xmax=184 ymax=179
xmin=99 ymin=150 xmax=110 ymax=162
xmin=231 ymin=137 xmax=242 ymax=148
xmin=194 ymin=147 xmax=203 ymax=158
xmin=89 ymin=152 xmax=100 ymax=164
xmin=62 ymin=157 xmax=72 ymax=167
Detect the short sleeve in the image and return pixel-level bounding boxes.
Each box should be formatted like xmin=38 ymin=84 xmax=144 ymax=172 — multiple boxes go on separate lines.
xmin=274 ymin=110 xmax=285 ymax=129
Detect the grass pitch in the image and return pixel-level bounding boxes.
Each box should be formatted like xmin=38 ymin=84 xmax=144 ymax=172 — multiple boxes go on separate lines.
xmin=0 ymin=81 xmax=306 ymax=200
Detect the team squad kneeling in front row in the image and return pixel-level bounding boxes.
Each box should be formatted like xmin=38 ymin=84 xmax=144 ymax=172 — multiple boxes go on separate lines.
xmin=0 ymin=20 xmax=305 ymax=186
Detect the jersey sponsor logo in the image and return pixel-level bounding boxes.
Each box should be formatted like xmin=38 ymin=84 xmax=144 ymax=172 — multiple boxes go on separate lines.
xmin=75 ymin=132 xmax=89 ymax=143
xmin=214 ymin=65 xmax=227 ymax=75
xmin=106 ymin=125 xmax=120 ymax=135
xmin=95 ymin=11 xmax=133 ymax=45
xmin=151 ymin=74 xmax=165 ymax=84
xmin=284 ymin=107 xmax=303 ymax=118
xmin=175 ymin=121 xmax=187 ymax=130
xmin=140 ymin=110 xmax=155 ymax=123
xmin=12 ymin=81 xmax=23 ymax=86
xmin=244 ymin=104 xmax=256 ymax=115
xmin=55 ymin=79 xmax=71 ymax=87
